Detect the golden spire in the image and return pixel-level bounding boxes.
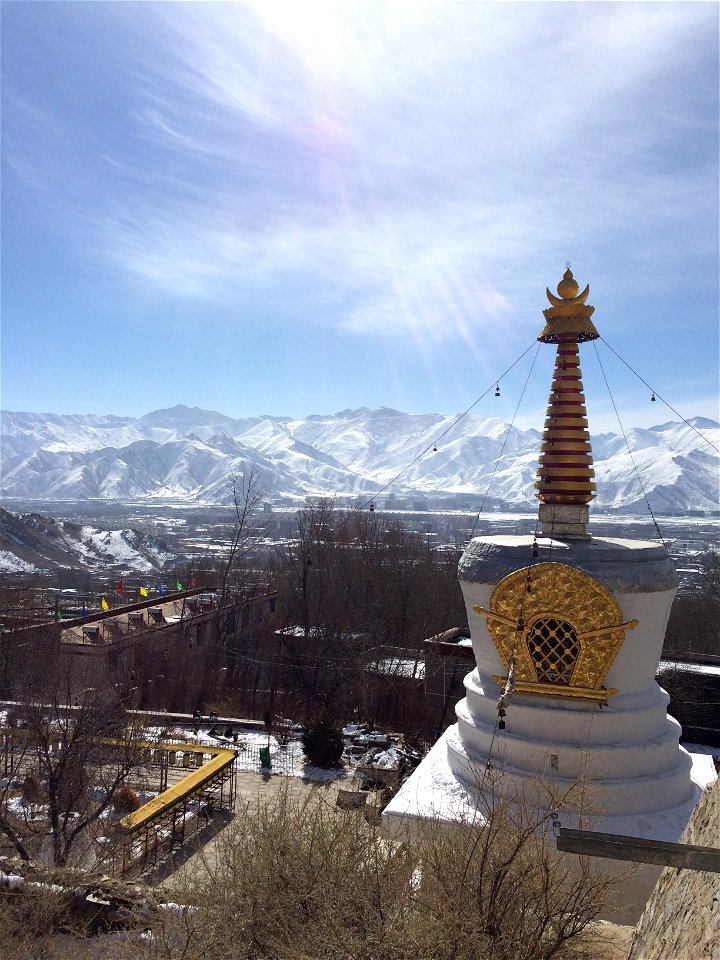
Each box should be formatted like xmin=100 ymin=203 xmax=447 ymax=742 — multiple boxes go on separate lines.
xmin=535 ymin=269 xmax=597 ymax=538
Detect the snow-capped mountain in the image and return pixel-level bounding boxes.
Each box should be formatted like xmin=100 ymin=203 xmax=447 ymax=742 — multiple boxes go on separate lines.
xmin=1 ymin=406 xmax=718 ymax=512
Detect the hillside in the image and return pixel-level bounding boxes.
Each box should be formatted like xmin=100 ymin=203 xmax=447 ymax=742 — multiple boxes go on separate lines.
xmin=0 ymin=507 xmax=179 ymax=574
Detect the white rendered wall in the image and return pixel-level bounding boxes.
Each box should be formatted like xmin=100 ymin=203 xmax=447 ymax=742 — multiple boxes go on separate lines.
xmin=450 ymin=535 xmax=696 ymax=818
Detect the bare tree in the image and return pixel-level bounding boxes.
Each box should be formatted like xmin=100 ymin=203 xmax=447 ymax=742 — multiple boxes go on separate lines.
xmin=664 ymin=548 xmax=720 ymax=659
xmin=218 ymin=468 xmax=265 ymax=607
xmin=0 ymin=728 xmax=33 ymax=861
xmin=273 ymin=502 xmax=466 ymax=725
xmin=0 ymin=649 xmax=144 ymax=869
xmin=189 ymin=468 xmax=271 ymax=712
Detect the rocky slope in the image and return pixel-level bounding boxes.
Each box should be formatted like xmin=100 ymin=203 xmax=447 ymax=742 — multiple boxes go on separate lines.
xmin=0 ymin=507 xmax=179 ymax=574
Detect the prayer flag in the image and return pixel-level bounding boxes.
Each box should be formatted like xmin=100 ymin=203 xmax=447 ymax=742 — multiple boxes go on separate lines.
xmin=176 ymin=580 xmax=183 ymax=591
xmin=101 ymin=596 xmax=109 ymax=611
xmin=55 ymin=610 xmax=62 ymax=623
xmin=191 ymin=577 xmax=197 ymax=588
xmin=158 ymin=584 xmax=164 ymax=595
xmin=139 ymin=586 xmax=148 ymax=598
xmin=117 ymin=578 xmax=123 ymax=595
xmin=81 ymin=602 xmax=87 ymax=617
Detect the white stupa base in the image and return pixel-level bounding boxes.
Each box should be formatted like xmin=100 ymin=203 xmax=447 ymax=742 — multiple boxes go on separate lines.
xmin=382 ymin=729 xmax=715 ymax=924
xmin=450 ymin=670 xmax=699 ymax=816
xmin=382 ymin=725 xmax=715 ymax=842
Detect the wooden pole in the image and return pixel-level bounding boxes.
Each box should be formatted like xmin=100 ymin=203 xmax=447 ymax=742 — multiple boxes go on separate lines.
xmin=557 ymin=827 xmax=720 ymax=873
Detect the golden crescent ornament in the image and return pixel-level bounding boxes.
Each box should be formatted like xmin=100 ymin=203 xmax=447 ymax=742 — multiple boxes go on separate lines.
xmin=546 ymin=284 xmax=590 ymax=308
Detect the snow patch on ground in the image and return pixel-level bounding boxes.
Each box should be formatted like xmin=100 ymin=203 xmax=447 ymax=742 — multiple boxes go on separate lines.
xmin=0 ymin=550 xmax=44 ymax=573
xmin=151 ymin=726 xmax=350 ymax=783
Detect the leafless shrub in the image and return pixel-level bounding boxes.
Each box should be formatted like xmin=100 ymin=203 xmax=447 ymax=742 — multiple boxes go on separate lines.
xmin=0 ymin=885 xmax=83 ymax=960
xmin=112 ymin=785 xmax=140 ymax=816
xmin=274 ymin=718 xmax=295 ymax=747
xmin=0 ymin=771 xmax=623 ymax=960
xmin=160 ymin=778 xmax=620 ymax=960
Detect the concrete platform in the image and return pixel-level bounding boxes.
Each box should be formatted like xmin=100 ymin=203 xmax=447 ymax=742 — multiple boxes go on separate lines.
xmin=382 ymin=730 xmax=716 ymax=841
xmin=382 ymin=730 xmax=717 ymax=925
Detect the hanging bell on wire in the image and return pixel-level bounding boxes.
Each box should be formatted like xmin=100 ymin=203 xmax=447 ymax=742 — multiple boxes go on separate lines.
xmin=369 ymin=502 xmax=375 ymax=512
xmin=433 ymin=444 xmax=438 ymax=453
xmin=651 ymin=393 xmax=656 ymax=402
xmin=494 ymin=384 xmax=500 ymax=397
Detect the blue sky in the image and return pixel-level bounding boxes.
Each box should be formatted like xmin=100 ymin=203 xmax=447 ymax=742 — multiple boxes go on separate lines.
xmin=2 ymin=1 xmax=718 ymax=433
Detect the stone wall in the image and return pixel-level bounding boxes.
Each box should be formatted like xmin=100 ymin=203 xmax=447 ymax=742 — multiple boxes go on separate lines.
xmin=628 ymin=779 xmax=720 ymax=960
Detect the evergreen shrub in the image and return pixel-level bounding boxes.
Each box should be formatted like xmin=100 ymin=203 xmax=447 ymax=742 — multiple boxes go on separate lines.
xmin=301 ymin=713 xmax=344 ymax=767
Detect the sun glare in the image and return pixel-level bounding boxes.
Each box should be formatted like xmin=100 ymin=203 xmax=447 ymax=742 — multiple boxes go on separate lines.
xmin=252 ymin=1 xmax=350 ymax=73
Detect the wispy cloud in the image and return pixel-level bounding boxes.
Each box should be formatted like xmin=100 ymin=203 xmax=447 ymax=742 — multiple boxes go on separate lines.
xmin=3 ymin=1 xmax=717 ymax=349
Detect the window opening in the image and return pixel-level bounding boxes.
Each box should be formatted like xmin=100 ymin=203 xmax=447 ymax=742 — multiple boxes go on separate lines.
xmin=526 ymin=617 xmax=580 ymax=685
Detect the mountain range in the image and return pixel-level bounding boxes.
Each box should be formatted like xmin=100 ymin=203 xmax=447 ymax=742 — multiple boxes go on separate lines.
xmin=1 ymin=405 xmax=718 ymax=512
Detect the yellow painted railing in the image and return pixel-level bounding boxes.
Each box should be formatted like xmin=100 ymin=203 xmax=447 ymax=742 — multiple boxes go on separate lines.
xmin=0 ymin=728 xmax=236 ymax=837
xmin=120 ymin=741 xmax=237 ymax=834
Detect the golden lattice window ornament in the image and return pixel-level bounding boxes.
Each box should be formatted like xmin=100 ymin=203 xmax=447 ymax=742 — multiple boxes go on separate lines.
xmin=474 ymin=562 xmax=638 ymax=703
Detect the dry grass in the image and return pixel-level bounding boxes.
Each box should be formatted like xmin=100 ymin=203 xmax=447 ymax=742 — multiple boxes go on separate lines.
xmin=164 ymin=786 xmax=622 ymax=960
xmin=0 ymin=783 xmax=627 ymax=960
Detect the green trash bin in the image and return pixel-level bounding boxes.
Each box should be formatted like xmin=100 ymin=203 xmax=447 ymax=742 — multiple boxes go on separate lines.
xmin=259 ymin=746 xmax=272 ymax=770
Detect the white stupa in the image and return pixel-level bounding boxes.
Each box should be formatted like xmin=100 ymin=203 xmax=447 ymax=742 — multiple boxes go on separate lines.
xmin=383 ymin=269 xmax=715 ymax=842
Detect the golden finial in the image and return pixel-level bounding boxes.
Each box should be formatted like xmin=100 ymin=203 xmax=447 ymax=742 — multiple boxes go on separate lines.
xmin=557 ymin=268 xmax=579 ymax=299
xmin=538 ymin=267 xmax=598 ymax=343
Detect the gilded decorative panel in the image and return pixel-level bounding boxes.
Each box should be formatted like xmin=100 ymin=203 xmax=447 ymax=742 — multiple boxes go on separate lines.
xmin=474 ymin=562 xmax=638 ymax=703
